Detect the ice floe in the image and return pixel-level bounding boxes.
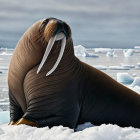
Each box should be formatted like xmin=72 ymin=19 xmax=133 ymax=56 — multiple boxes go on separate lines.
xmin=74 ymin=45 xmax=99 ymax=57
xmin=117 ymin=73 xmax=134 ymax=84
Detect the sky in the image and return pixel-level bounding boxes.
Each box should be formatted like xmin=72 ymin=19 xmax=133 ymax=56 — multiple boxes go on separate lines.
xmin=0 ymin=0 xmax=140 ymax=48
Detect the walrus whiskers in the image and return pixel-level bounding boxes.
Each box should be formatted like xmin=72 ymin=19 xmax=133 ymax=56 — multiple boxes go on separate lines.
xmin=37 ymin=32 xmax=66 ymax=76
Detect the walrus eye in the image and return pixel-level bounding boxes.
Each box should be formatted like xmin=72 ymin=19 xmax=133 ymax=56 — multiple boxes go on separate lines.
xmin=37 ymin=33 xmax=66 ymax=76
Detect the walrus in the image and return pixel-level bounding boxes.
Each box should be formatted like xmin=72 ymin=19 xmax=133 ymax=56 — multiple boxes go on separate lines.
xmin=8 ymin=17 xmax=140 ymax=129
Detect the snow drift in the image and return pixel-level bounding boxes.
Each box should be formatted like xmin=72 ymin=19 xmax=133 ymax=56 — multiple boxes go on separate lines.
xmin=0 ymin=123 xmax=140 ymax=140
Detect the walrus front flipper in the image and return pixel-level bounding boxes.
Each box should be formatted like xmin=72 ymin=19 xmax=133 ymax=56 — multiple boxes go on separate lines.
xmin=9 ymin=90 xmax=24 ymax=124
xmin=16 ymin=118 xmax=38 ymax=127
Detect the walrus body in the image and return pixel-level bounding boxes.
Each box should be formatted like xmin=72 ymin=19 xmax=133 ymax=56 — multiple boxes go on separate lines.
xmin=8 ymin=18 xmax=140 ymax=129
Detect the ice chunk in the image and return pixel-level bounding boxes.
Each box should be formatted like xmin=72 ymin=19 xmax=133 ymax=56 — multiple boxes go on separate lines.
xmin=117 ymin=73 xmax=134 ymax=84
xmin=123 ymin=49 xmax=134 ymax=57
xmin=74 ymin=45 xmax=99 ymax=57
xmin=131 ymin=77 xmax=140 ymax=87
xmin=74 ymin=45 xmax=86 ymax=57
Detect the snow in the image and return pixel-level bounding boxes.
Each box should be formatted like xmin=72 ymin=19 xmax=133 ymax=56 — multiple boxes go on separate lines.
xmin=123 ymin=49 xmax=134 ymax=57
xmin=0 ymin=123 xmax=140 ymax=140
xmin=74 ymin=45 xmax=99 ymax=57
xmin=117 ymin=73 xmax=134 ymax=84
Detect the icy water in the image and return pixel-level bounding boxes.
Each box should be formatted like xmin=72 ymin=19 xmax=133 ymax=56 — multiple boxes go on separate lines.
xmin=0 ymin=47 xmax=140 ymax=112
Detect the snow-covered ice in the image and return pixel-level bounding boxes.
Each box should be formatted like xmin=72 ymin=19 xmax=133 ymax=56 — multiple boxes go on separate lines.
xmin=117 ymin=73 xmax=134 ymax=84
xmin=0 ymin=123 xmax=140 ymax=140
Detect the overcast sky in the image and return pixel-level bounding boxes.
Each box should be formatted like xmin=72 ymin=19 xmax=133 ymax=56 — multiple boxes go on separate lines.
xmin=0 ymin=0 xmax=140 ymax=48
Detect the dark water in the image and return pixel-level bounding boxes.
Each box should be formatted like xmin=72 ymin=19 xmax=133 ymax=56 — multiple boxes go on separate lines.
xmin=0 ymin=0 xmax=140 ymax=49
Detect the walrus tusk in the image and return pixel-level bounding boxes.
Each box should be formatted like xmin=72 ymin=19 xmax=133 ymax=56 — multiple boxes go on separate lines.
xmin=37 ymin=32 xmax=66 ymax=76
xmin=36 ymin=35 xmax=56 ymax=74
xmin=46 ymin=36 xmax=66 ymax=76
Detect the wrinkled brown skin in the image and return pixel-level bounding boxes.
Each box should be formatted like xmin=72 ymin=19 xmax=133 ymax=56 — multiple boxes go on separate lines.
xmin=8 ymin=18 xmax=140 ymax=129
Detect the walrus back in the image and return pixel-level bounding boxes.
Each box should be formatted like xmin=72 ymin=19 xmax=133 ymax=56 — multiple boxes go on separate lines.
xmin=78 ymin=62 xmax=140 ymax=128
xmin=8 ymin=21 xmax=44 ymax=112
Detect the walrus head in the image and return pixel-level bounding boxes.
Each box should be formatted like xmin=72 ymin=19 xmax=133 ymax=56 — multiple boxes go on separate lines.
xmin=36 ymin=18 xmax=72 ymax=76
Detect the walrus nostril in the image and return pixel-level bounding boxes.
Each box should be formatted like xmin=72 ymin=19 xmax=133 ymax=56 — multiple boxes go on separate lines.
xmin=55 ymin=22 xmax=69 ymax=39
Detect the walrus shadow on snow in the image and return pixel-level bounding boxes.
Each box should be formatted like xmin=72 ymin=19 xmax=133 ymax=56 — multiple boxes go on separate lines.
xmin=8 ymin=17 xmax=140 ymax=129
